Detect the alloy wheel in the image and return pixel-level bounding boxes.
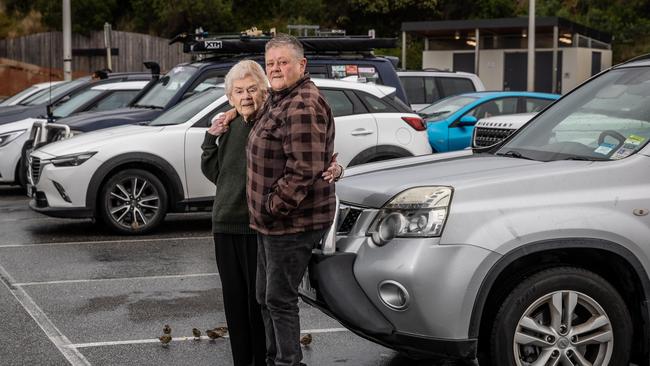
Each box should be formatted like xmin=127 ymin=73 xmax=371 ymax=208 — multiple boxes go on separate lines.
xmin=106 ymin=176 xmax=161 ymax=230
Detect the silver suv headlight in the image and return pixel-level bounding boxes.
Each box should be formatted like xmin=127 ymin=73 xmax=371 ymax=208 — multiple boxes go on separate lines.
xmin=0 ymin=129 xmax=27 ymax=147
xmin=367 ymin=186 xmax=453 ymax=246
xmin=50 ymin=152 xmax=97 ymax=167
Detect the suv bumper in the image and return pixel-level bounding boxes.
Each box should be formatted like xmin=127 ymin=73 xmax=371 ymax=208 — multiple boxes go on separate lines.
xmin=300 ymin=251 xmax=477 ymax=359
xmin=29 ymin=192 xmax=92 ymax=218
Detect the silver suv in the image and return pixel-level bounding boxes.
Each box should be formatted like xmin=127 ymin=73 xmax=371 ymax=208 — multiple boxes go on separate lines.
xmin=300 ymin=56 xmax=650 ymax=365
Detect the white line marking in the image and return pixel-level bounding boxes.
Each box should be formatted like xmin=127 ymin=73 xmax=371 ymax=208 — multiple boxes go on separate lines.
xmin=69 ymin=328 xmax=350 ymax=348
xmin=0 ymin=262 xmax=90 ymax=365
xmin=0 ymin=235 xmax=213 ymax=248
xmin=14 ymin=273 xmax=219 ymax=286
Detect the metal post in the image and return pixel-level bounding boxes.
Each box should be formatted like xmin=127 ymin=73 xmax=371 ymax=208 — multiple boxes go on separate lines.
xmin=552 ymin=25 xmax=558 ymax=93
xmin=474 ymin=28 xmax=480 ymax=75
xmin=401 ymin=31 xmax=407 ymax=70
xmin=424 ymin=37 xmax=429 ymax=51
xmin=62 ymin=0 xmax=72 ymax=81
xmin=104 ymin=22 xmax=112 ymax=71
xmin=527 ymin=0 xmax=535 ymax=91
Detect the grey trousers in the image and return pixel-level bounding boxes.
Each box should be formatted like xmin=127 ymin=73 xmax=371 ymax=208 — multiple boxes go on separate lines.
xmin=256 ymin=228 xmax=328 ymax=366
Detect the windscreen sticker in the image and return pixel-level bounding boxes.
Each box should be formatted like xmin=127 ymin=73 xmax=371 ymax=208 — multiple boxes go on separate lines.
xmin=171 ymin=66 xmax=185 ymax=74
xmin=331 ymin=65 xmax=346 ymax=79
xmin=622 ymin=134 xmax=646 ymax=149
xmin=594 ymin=142 xmax=615 ymax=155
xmin=611 ymin=147 xmax=635 ymax=160
xmin=345 ymin=65 xmax=358 ymax=75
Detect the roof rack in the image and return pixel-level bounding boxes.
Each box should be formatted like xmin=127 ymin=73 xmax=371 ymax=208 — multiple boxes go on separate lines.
xmin=171 ymin=33 xmax=397 ymax=55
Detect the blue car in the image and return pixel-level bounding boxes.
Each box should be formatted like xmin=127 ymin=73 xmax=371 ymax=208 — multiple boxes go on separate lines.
xmin=418 ymin=91 xmax=560 ymax=152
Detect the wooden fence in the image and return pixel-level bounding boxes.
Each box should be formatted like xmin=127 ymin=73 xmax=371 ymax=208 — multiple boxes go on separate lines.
xmin=0 ymin=31 xmax=192 ymax=75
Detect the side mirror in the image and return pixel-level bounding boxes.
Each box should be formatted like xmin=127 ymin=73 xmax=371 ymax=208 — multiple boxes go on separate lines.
xmin=458 ymin=115 xmax=478 ymax=127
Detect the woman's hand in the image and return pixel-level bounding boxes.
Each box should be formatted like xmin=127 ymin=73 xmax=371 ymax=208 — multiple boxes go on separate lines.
xmin=322 ymin=153 xmax=343 ymax=183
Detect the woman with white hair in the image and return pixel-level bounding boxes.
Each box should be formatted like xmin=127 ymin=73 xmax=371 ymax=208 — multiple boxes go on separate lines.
xmin=200 ymin=60 xmax=268 ymax=366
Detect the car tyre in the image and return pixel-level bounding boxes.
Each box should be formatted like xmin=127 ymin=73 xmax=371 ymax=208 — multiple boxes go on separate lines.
xmin=15 ymin=157 xmax=27 ymax=189
xmin=490 ymin=266 xmax=631 ymax=366
xmin=99 ymin=169 xmax=168 ymax=234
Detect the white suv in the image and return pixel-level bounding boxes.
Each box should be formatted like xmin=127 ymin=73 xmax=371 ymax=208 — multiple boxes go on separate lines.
xmin=398 ymin=70 xmax=485 ymax=111
xmin=28 ymin=79 xmax=431 ymax=233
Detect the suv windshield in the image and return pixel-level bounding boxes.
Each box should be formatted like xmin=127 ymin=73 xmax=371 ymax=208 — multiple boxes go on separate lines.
xmin=133 ymin=65 xmax=198 ymax=109
xmin=52 ymin=89 xmax=103 ymax=118
xmin=500 ymin=67 xmax=650 ymax=161
xmin=149 ymin=87 xmax=225 ymax=126
xmin=417 ymin=95 xmax=478 ymax=121
xmin=21 ymin=79 xmax=84 ymax=106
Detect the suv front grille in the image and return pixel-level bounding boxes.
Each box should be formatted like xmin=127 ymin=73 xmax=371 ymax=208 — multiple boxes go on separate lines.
xmin=473 ymin=127 xmax=517 ymax=148
xmin=337 ymin=204 xmax=364 ymax=234
xmin=30 ymin=157 xmax=41 ymax=184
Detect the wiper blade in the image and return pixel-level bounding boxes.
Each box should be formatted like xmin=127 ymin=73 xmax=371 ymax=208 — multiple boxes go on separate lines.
xmin=560 ymin=155 xmax=609 ymax=161
xmin=133 ymin=104 xmax=163 ymax=110
xmin=497 ymin=150 xmax=535 ymax=160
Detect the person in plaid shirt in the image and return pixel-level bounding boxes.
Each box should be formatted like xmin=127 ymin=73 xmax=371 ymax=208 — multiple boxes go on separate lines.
xmin=246 ymin=34 xmax=336 ymax=366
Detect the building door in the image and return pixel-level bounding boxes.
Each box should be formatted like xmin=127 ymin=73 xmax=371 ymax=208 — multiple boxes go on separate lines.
xmin=453 ymin=53 xmax=475 ymax=73
xmin=503 ymin=52 xmax=527 ymax=91
xmin=592 ymin=52 xmax=602 ymax=76
xmin=535 ymin=51 xmax=563 ymax=94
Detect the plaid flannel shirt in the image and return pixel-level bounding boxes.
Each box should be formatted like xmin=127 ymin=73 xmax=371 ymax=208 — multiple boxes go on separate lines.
xmin=246 ymin=75 xmax=336 ymax=235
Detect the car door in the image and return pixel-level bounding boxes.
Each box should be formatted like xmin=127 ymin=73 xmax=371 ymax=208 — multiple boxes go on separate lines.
xmin=184 ymin=101 xmax=231 ymax=199
xmin=448 ymin=97 xmax=519 ymax=151
xmin=320 ymin=88 xmax=377 ymax=167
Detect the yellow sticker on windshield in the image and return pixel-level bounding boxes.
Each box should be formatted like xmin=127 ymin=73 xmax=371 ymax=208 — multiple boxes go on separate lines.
xmin=624 ymin=134 xmax=645 ymax=146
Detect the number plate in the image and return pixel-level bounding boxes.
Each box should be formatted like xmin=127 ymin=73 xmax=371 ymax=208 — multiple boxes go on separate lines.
xmin=299 ymin=267 xmax=317 ymax=301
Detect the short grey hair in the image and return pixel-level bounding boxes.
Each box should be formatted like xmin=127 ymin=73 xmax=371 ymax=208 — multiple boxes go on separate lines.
xmin=265 ymin=33 xmax=304 ymax=60
xmin=224 ymin=60 xmax=268 ymax=98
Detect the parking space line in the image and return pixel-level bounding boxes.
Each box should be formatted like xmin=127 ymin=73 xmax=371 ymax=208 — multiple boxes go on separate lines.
xmin=13 ymin=273 xmax=219 ymax=286
xmin=69 ymin=328 xmax=349 ymax=348
xmin=0 ymin=235 xmax=213 ymax=248
xmin=0 ymin=263 xmax=90 ymax=365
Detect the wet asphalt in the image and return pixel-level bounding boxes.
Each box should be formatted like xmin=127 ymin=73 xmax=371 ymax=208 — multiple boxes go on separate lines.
xmin=0 ymin=185 xmax=466 ymax=366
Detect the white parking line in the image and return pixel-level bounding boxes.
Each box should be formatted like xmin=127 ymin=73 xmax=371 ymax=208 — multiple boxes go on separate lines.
xmin=0 ymin=235 xmax=213 ymax=248
xmin=13 ymin=273 xmax=219 ymax=286
xmin=69 ymin=328 xmax=349 ymax=348
xmin=0 ymin=263 xmax=90 ymax=365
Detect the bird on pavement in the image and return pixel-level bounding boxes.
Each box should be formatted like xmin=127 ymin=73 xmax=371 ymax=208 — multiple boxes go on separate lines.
xmin=159 ymin=334 xmax=172 ymax=346
xmin=213 ymin=326 xmax=228 ymax=337
xmin=300 ymin=333 xmax=312 ymax=347
xmin=192 ymin=328 xmax=202 ymax=340
xmin=206 ymin=329 xmax=221 ymax=340
xmin=163 ymin=324 xmax=171 ymax=335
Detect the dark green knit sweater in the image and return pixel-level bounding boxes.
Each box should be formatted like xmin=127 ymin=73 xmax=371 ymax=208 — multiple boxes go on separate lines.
xmin=200 ymin=115 xmax=255 ymax=234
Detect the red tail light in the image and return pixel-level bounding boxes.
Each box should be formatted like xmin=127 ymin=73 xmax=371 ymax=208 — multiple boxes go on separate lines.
xmin=401 ymin=116 xmax=426 ymax=131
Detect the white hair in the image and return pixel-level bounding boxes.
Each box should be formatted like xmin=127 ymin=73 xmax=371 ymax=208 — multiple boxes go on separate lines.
xmin=224 ymin=60 xmax=268 ymax=97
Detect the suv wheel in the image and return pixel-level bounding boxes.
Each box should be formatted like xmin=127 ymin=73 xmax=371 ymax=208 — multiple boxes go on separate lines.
xmin=99 ymin=169 xmax=168 ymax=234
xmin=490 ymin=267 xmax=631 ymax=366
xmin=15 ymin=157 xmax=27 ymax=189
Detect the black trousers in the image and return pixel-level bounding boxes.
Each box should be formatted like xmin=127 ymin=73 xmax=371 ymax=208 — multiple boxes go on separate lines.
xmin=213 ymin=233 xmax=266 ymax=366
xmin=256 ymin=229 xmax=328 ymax=366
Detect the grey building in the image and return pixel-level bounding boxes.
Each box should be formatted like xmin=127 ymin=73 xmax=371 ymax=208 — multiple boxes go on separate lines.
xmin=401 ymin=17 xmax=612 ymax=94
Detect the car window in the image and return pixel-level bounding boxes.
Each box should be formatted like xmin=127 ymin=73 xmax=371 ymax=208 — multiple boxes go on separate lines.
xmin=0 ymin=86 xmax=38 ymax=106
xmin=321 ymin=89 xmax=354 ymax=117
xmin=52 ymin=89 xmax=103 ymax=118
xmin=525 ymin=97 xmax=554 ymax=113
xmin=400 ymin=77 xmax=425 ymax=105
xmin=23 ymin=79 xmax=86 ymax=106
xmin=468 ymin=97 xmax=518 ymax=119
xmin=419 ymin=95 xmax=479 ymax=121
xmin=134 ymin=65 xmax=198 ymax=109
xmin=88 ymin=90 xmax=140 ymax=112
xmin=439 ymin=77 xmax=476 ymax=97
xmin=357 ymin=92 xmax=397 ymax=113
xmin=149 ymin=87 xmax=225 ymax=126
xmin=424 ymin=77 xmax=440 ymax=103
xmin=195 ymin=102 xmax=233 ymax=128
xmin=501 ymin=67 xmax=650 ymax=161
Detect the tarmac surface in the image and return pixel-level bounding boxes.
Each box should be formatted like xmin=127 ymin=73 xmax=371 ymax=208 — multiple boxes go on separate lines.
xmin=0 ymin=185 xmax=468 ymax=366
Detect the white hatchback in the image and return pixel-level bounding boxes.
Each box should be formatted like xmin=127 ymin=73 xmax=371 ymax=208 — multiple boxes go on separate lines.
xmin=28 ymin=79 xmax=432 ymax=233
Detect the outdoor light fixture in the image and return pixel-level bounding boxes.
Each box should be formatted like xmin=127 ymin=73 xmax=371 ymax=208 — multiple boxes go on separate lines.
xmin=454 ymin=31 xmax=460 ymax=40
xmin=559 ymin=36 xmax=573 ymax=45
xmin=522 ymin=29 xmax=527 ymax=38
xmin=466 ymin=38 xmax=476 ymax=47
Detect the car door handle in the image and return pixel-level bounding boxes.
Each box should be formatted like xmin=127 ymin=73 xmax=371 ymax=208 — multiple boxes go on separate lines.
xmin=351 ymin=129 xmax=374 ymax=136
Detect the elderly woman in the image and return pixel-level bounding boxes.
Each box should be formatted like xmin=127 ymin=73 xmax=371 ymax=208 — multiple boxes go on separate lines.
xmin=200 ymin=60 xmax=268 ymax=366
xmin=201 ymin=60 xmax=342 ymax=366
